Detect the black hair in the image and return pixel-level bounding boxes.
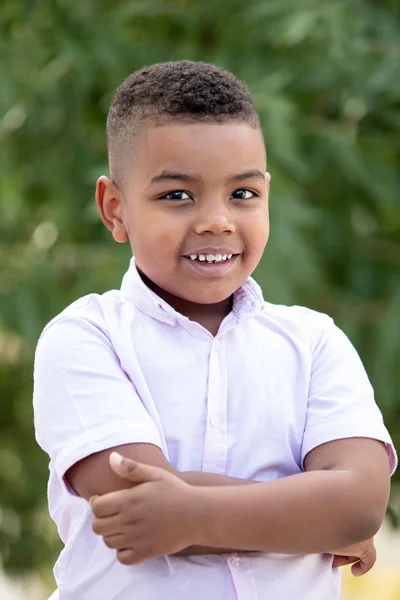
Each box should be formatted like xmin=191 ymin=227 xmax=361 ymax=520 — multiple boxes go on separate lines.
xmin=107 ymin=60 xmax=261 ymax=185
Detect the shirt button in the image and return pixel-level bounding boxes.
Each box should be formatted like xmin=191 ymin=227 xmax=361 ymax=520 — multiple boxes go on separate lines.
xmin=209 ymin=414 xmax=219 ymax=428
xmin=229 ymin=557 xmax=248 ymax=571
xmin=230 ymin=557 xmax=241 ymax=568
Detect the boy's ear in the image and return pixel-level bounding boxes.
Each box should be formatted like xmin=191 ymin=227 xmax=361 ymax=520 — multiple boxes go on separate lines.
xmin=95 ymin=176 xmax=128 ymax=243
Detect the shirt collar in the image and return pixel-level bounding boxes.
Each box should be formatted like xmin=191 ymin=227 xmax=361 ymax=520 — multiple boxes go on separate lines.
xmin=120 ymin=256 xmax=265 ymax=327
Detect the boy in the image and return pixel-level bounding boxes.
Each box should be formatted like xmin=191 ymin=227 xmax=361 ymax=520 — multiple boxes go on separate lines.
xmin=33 ymin=61 xmax=397 ymax=600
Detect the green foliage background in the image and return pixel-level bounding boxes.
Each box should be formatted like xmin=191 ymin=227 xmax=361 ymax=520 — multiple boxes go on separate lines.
xmin=0 ymin=0 xmax=399 ymax=582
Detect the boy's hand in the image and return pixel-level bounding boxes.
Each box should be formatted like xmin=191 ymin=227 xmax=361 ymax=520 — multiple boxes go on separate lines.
xmin=331 ymin=538 xmax=376 ymax=576
xmin=91 ymin=453 xmax=379 ymax=572
xmin=90 ymin=453 xmax=201 ymax=565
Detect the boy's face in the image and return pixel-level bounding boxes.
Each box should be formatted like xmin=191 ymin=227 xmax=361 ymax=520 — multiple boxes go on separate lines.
xmin=97 ymin=122 xmax=270 ymax=306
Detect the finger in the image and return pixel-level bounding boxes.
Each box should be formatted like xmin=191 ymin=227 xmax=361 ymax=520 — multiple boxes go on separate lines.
xmin=351 ymin=546 xmax=376 ymax=577
xmin=332 ymin=555 xmax=358 ymax=568
xmin=89 ymin=495 xmax=99 ymax=508
xmin=109 ymin=453 xmax=159 ymax=485
xmin=351 ymin=561 xmax=365 ymax=577
xmin=92 ymin=514 xmax=124 ymax=536
xmin=90 ymin=488 xmax=132 ymax=518
xmin=103 ymin=533 xmax=126 ymax=550
xmin=117 ymin=548 xmax=149 ymax=566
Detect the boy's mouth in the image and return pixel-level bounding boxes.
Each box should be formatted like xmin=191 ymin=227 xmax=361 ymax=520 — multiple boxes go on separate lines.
xmin=182 ymin=248 xmax=241 ymax=263
xmin=184 ymin=252 xmax=235 ymax=263
xmin=182 ymin=251 xmax=240 ymax=276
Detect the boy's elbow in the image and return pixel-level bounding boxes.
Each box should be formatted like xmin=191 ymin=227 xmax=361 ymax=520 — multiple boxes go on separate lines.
xmin=347 ymin=512 xmax=384 ymax=546
xmin=342 ymin=485 xmax=389 ymax=546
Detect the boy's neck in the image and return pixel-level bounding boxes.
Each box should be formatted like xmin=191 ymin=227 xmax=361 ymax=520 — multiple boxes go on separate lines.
xmin=138 ymin=270 xmax=232 ymax=336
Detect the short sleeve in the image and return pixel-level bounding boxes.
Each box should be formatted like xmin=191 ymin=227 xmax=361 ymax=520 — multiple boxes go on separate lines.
xmin=33 ymin=316 xmax=163 ymax=490
xmin=301 ymin=321 xmax=397 ymax=474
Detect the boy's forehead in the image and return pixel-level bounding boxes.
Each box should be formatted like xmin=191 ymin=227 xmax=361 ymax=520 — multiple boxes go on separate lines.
xmin=133 ymin=121 xmax=266 ymax=181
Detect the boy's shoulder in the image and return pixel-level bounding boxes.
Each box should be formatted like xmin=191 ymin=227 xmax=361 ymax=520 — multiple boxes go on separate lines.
xmin=262 ymin=301 xmax=333 ymax=325
xmin=38 ymin=285 xmax=337 ymax=355
xmin=39 ymin=288 xmax=125 ymax=340
xmin=260 ymin=300 xmax=335 ymax=351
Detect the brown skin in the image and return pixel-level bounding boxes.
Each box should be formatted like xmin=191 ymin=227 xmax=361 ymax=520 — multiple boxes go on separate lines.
xmin=67 ymin=442 xmax=258 ymax=498
xmin=95 ymin=122 xmax=270 ymax=333
xmin=90 ymin=440 xmax=389 ymax=572
xmin=68 ymin=121 xmax=390 ymax=574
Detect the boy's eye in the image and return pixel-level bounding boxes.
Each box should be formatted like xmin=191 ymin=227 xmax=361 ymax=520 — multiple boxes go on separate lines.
xmin=231 ymin=189 xmax=257 ymax=200
xmin=159 ymin=189 xmax=257 ymax=201
xmin=160 ymin=191 xmax=191 ymax=201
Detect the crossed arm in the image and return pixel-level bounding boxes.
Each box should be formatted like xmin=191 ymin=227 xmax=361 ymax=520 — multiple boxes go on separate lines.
xmin=66 ymin=437 xmax=391 ymax=556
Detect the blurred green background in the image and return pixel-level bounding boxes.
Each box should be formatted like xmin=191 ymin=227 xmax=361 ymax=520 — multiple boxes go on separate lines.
xmin=0 ymin=0 xmax=399 ymax=591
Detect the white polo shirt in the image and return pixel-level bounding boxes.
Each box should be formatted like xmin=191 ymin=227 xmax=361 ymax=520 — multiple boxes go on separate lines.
xmin=33 ymin=257 xmax=397 ymax=600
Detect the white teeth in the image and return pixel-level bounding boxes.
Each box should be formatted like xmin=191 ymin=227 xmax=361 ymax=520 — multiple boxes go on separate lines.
xmin=187 ymin=253 xmax=234 ymax=263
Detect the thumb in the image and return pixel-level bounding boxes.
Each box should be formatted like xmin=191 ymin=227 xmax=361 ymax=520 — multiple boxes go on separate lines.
xmin=109 ymin=452 xmax=158 ymax=484
xmin=89 ymin=494 xmax=99 ymax=508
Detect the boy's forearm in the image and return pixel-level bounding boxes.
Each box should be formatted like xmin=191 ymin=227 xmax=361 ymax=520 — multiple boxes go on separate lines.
xmin=173 ymin=472 xmax=259 ymax=556
xmin=176 ymin=471 xmax=257 ymax=556
xmin=178 ymin=471 xmax=256 ymax=555
xmin=189 ymin=470 xmax=381 ymax=555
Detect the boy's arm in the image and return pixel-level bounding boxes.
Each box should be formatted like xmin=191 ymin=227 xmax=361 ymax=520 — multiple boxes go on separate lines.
xmin=190 ymin=437 xmax=391 ymax=554
xmin=90 ymin=437 xmax=390 ymax=562
xmin=66 ymin=442 xmax=255 ymax=499
xmin=67 ymin=442 xmax=256 ymax=555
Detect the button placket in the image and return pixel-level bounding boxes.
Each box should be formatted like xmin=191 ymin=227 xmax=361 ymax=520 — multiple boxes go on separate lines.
xmin=208 ymin=413 xmax=219 ymax=428
xmin=202 ymin=340 xmax=227 ymax=473
xmin=226 ymin=554 xmax=258 ymax=598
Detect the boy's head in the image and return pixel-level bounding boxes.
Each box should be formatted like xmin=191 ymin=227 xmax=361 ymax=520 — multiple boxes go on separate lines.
xmin=96 ymin=61 xmax=270 ymax=309
xmin=106 ymin=60 xmax=262 ymax=187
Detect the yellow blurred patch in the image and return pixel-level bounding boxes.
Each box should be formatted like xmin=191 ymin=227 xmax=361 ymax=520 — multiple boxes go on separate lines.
xmin=342 ymin=566 xmax=400 ymax=600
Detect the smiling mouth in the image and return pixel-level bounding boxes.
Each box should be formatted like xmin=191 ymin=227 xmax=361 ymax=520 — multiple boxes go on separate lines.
xmin=183 ymin=252 xmax=240 ymax=264
xmin=182 ymin=253 xmax=240 ymax=277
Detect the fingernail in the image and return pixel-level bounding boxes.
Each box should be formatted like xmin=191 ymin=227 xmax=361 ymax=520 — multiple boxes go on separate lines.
xmin=110 ymin=451 xmax=123 ymax=466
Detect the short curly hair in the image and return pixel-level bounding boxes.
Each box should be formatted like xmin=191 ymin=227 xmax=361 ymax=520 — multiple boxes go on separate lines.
xmin=107 ymin=60 xmax=261 ymax=185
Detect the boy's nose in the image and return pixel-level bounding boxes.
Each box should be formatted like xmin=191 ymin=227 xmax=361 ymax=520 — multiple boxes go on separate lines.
xmin=193 ymin=213 xmax=236 ymax=236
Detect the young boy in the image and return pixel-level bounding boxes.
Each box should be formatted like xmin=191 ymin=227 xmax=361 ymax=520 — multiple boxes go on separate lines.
xmin=33 ymin=61 xmax=397 ymax=600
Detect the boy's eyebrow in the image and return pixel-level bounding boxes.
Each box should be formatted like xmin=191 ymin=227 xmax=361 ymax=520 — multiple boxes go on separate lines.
xmin=149 ymin=170 xmax=199 ymax=186
xmin=148 ymin=168 xmax=265 ymax=186
xmin=227 ymin=169 xmax=265 ymax=183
